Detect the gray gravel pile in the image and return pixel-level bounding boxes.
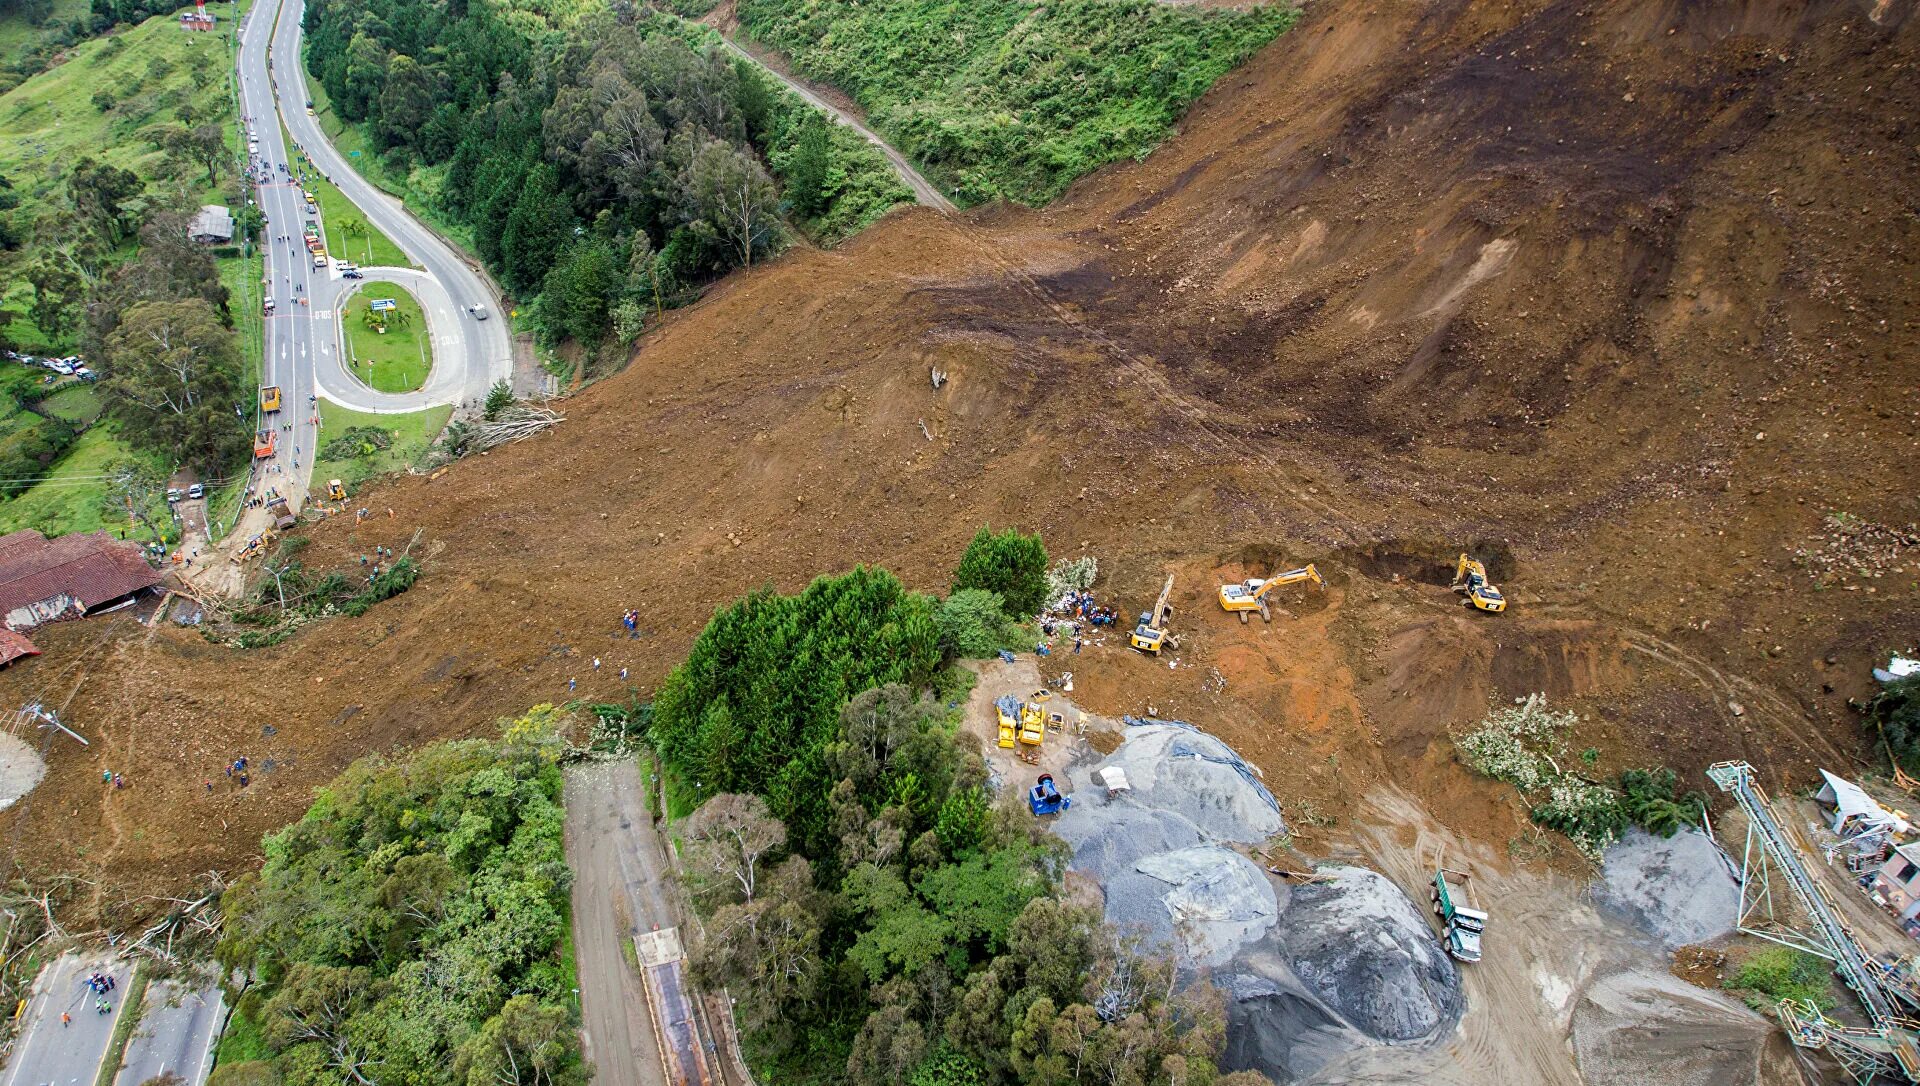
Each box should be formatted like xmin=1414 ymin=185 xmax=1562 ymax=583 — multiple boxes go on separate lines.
xmin=1595 ymin=827 xmax=1739 ymax=948
xmin=1093 ymin=721 xmax=1286 ymax=842
xmin=1136 ymin=846 xmax=1278 ymax=966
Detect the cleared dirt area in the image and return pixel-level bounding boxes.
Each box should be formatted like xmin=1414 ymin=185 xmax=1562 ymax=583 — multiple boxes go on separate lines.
xmin=0 ymin=0 xmax=1911 ymax=999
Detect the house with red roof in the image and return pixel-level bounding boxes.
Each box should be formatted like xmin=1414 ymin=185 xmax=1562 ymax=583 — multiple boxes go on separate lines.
xmin=0 ymin=530 xmax=164 ymax=633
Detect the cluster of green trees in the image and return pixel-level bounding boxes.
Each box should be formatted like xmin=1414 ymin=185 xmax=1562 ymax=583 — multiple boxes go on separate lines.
xmin=0 ymin=17 xmax=257 ymax=477
xmin=302 ymin=0 xmax=908 ymax=353
xmin=214 ymin=712 xmax=583 ymax=1086
xmin=1870 ymin=673 xmax=1920 ymax=766
xmin=645 ymin=532 xmax=1269 ymax=1084
xmin=736 ymin=0 xmax=1297 ymax=205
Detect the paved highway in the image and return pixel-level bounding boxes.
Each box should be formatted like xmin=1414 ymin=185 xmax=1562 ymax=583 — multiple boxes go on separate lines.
xmin=114 ymin=978 xmax=223 ymax=1086
xmin=2 ymin=953 xmax=129 ymax=1086
xmin=215 ymin=0 xmax=508 ymax=551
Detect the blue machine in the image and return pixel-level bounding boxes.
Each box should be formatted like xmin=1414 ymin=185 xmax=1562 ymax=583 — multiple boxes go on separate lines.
xmin=1028 ymin=774 xmax=1070 ymax=816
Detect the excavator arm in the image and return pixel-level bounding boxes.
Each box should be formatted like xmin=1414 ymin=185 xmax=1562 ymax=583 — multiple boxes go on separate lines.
xmin=1252 ymin=563 xmax=1324 ymax=600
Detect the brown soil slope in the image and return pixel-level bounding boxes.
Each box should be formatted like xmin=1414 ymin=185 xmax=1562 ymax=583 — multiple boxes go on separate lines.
xmin=4 ymin=0 xmax=1916 ymax=915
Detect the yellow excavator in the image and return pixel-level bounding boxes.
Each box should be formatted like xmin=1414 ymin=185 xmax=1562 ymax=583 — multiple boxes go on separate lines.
xmin=1219 ymin=563 xmax=1324 ymax=623
xmin=1452 ymin=554 xmax=1507 ymax=613
xmin=1131 ymin=574 xmax=1177 ymax=655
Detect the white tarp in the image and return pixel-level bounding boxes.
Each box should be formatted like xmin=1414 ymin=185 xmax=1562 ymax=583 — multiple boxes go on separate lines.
xmin=1816 ymin=769 xmax=1910 ymax=836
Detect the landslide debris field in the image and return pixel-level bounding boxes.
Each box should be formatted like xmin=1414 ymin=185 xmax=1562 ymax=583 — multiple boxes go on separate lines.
xmin=1 ymin=0 xmax=1913 ymax=1001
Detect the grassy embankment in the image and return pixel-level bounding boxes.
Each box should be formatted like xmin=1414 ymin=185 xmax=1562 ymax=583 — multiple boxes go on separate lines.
xmin=0 ymin=2 xmax=251 ymax=536
xmin=735 ymin=0 xmax=1297 ymax=205
xmin=340 ymin=280 xmax=430 ymax=393
xmin=0 ymin=0 xmax=90 ymax=86
xmin=315 ymin=399 xmax=451 ymax=491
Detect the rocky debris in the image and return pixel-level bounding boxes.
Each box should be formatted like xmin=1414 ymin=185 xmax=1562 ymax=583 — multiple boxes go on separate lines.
xmin=1793 ymin=513 xmax=1919 ymax=587
xmin=1595 ymin=827 xmax=1739 ymax=948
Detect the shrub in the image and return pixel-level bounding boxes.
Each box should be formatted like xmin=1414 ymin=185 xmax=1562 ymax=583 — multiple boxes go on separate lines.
xmin=1619 ymin=768 xmax=1705 ymax=838
xmin=483 ymin=379 xmax=514 ymax=420
xmin=951 ymin=526 xmax=1048 ymax=618
xmin=1726 ymin=947 xmax=1836 ymax=1013
xmin=934 ymin=588 xmax=1019 ymax=659
xmin=1870 ymin=673 xmax=1920 ymax=765
xmin=1530 ymin=776 xmax=1629 ymax=860
xmin=1044 ymin=555 xmax=1098 ymax=602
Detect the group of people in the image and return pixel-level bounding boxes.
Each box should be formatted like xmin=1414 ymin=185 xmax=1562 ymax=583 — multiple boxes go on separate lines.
xmin=621 ymin=609 xmax=641 ymax=637
xmin=224 ymin=756 xmax=252 ymax=789
xmin=61 ymin=970 xmax=117 ymax=1022
xmin=100 ymin=771 xmax=126 ymax=789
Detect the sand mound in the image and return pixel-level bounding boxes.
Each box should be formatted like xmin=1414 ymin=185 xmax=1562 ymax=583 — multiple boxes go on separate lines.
xmin=1595 ymin=828 xmax=1740 ymax=948
xmin=1571 ymin=968 xmax=1798 ymax=1086
xmin=0 ymin=731 xmax=45 ymax=812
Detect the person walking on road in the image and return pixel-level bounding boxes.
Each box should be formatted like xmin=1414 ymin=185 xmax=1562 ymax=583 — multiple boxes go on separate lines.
xmin=60 ymin=1012 xmax=69 ymax=1028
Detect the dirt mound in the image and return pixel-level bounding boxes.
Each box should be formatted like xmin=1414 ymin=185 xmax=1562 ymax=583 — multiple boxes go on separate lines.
xmin=1 ymin=0 xmax=1913 ymax=921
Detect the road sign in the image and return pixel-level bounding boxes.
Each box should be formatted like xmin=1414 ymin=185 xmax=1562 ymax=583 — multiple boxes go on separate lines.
xmin=369 ymin=298 xmax=396 ymax=312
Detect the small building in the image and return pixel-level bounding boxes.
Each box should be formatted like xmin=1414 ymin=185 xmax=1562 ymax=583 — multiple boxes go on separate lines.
xmin=1871 ymin=843 xmax=1920 ymax=938
xmin=187 ymin=205 xmax=232 ymax=244
xmin=0 ymin=530 xmax=163 ymax=633
xmin=180 ymin=0 xmax=215 ymax=30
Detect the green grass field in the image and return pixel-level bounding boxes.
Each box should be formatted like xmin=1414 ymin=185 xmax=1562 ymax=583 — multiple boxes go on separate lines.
xmin=315 ymin=399 xmax=450 ymax=490
xmin=38 ymin=384 xmax=102 ymax=425
xmin=0 ymin=0 xmax=91 ymax=74
xmin=0 ymin=5 xmax=241 ymax=220
xmin=340 ymin=281 xmax=430 ymax=393
xmin=0 ymin=423 xmax=174 ymax=540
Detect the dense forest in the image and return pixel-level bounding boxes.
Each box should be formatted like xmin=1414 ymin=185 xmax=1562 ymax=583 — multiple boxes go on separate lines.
xmin=303 ymin=0 xmax=908 ymax=352
xmin=735 ymin=0 xmax=1298 ymax=205
xmin=215 ymin=711 xmax=582 ymax=1086
xmin=637 ymin=534 xmax=1272 ymax=1086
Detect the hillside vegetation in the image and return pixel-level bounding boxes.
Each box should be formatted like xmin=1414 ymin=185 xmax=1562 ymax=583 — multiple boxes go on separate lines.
xmin=216 ymin=711 xmax=582 ymax=1086
xmin=302 ymin=0 xmax=909 ymax=359
xmin=0 ymin=3 xmax=256 ymax=533
xmin=735 ymin=0 xmax=1296 ymax=205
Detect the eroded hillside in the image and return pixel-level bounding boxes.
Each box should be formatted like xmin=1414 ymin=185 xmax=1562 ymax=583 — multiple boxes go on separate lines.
xmin=3 ymin=0 xmax=1915 ymax=924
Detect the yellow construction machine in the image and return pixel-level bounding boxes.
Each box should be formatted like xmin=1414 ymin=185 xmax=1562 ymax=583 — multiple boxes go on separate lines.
xmin=1452 ymin=554 xmax=1507 ymax=613
xmin=1131 ymin=574 xmax=1177 ymax=655
xmin=326 ymin=479 xmax=347 ymax=501
xmin=1219 ymin=563 xmax=1324 ymax=623
xmin=995 ymin=696 xmax=1019 ymax=749
xmin=1018 ymin=701 xmax=1046 ymax=750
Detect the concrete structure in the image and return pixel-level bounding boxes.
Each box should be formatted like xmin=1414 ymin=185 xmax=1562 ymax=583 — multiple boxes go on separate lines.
xmin=1872 ymin=843 xmax=1920 ymax=937
xmin=0 ymin=530 xmax=162 ymax=632
xmin=187 ymin=204 xmax=232 ymax=243
xmin=180 ymin=0 xmax=216 ymax=30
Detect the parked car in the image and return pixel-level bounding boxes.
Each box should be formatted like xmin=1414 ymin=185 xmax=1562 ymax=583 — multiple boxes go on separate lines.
xmin=46 ymin=360 xmax=74 ymax=375
xmin=187 ymin=483 xmax=204 ymax=500
xmin=165 ymin=488 xmax=182 ymax=504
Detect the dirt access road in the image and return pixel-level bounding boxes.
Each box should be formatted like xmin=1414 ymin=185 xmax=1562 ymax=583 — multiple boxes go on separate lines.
xmin=564 ymin=761 xmax=677 ymax=1086
xmin=704 ymin=22 xmax=956 ymax=213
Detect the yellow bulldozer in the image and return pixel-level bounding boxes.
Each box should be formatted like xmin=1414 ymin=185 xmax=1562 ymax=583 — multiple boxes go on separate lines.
xmin=1218 ymin=563 xmax=1324 ymax=623
xmin=1131 ymin=574 xmax=1177 ymax=655
xmin=1452 ymin=554 xmax=1507 ymax=613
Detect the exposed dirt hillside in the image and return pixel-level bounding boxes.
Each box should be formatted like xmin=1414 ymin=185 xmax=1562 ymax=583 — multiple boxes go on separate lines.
xmin=3 ymin=0 xmax=1915 ymax=919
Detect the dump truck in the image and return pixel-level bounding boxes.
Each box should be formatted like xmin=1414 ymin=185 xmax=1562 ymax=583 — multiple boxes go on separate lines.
xmin=1029 ymin=774 xmax=1070 ymax=816
xmin=1451 ymin=554 xmax=1507 ymax=613
xmin=1431 ymin=868 xmax=1487 ymax=962
xmin=253 ymin=428 xmax=277 ymax=459
xmin=265 ymin=490 xmax=295 ymax=531
xmin=1218 ymin=563 xmax=1324 ymax=623
xmin=994 ymin=695 xmax=1019 ymax=749
xmin=261 ymin=385 xmax=282 ymax=412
